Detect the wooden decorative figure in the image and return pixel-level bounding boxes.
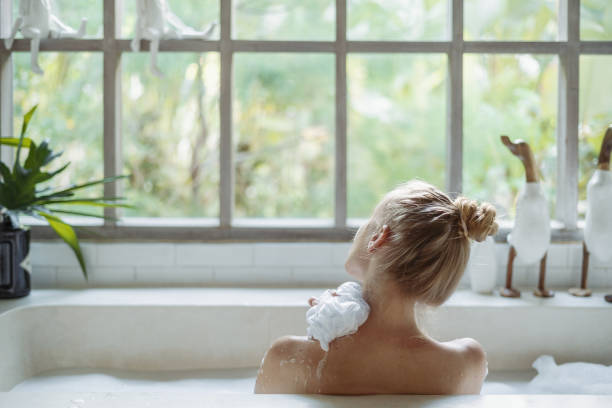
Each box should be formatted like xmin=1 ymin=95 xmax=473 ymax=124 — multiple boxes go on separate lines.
xmin=4 ymin=0 xmax=87 ymax=75
xmin=571 ymin=126 xmax=612 ymax=297
xmin=500 ymin=135 xmax=552 ymax=298
xmin=131 ymin=0 xmax=216 ymax=76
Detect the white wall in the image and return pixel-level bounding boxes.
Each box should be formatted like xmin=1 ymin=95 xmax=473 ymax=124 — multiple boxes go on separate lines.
xmin=28 ymin=241 xmax=612 ymax=289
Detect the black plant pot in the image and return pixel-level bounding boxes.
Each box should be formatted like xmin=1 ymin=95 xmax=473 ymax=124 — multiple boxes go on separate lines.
xmin=0 ymin=216 xmax=31 ymax=299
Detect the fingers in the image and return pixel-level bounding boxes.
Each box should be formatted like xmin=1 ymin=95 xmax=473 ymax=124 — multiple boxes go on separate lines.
xmin=309 ymin=290 xmax=338 ymax=306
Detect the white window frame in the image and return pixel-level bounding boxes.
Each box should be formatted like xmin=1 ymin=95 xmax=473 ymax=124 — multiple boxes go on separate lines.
xmin=1 ymin=0 xmax=611 ymax=241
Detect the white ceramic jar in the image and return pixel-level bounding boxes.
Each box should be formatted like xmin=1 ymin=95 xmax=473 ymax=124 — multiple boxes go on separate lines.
xmin=467 ymin=236 xmax=497 ymax=294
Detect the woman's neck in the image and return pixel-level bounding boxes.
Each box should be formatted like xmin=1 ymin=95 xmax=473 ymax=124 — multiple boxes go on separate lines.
xmin=361 ymin=276 xmax=421 ymax=336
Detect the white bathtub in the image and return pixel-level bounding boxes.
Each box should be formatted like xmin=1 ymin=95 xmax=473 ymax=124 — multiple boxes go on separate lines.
xmin=1 ymin=288 xmax=611 ymax=407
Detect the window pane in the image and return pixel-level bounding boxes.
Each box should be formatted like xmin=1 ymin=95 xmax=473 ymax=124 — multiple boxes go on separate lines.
xmin=13 ymin=0 xmax=102 ymax=38
xmin=121 ymin=0 xmax=219 ymax=39
xmin=233 ymin=0 xmax=335 ymax=40
xmin=464 ymin=0 xmax=558 ymax=41
xmin=122 ymin=53 xmax=220 ymax=218
xmin=464 ymin=54 xmax=558 ymax=220
xmin=347 ymin=54 xmax=447 ymax=218
xmin=14 ymin=53 xmax=103 ymax=216
xmin=348 ymin=0 xmax=448 ymax=41
xmin=234 ymin=53 xmax=334 ymax=219
xmin=580 ymin=0 xmax=612 ymax=40
xmin=579 ymin=55 xmax=612 ymax=217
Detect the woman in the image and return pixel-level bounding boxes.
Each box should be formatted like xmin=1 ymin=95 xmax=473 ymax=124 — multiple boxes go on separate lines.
xmin=255 ymin=181 xmax=498 ymax=394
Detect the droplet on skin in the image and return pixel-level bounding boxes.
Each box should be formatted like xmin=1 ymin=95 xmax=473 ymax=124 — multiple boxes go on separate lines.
xmin=304 ymin=365 xmax=313 ymax=390
xmin=316 ymin=352 xmax=329 ymax=380
xmin=258 ymin=349 xmax=269 ymax=369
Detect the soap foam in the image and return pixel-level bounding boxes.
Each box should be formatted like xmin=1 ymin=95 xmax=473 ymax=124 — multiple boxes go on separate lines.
xmin=306 ymin=282 xmax=370 ymax=352
xmin=527 ymin=355 xmax=612 ymax=394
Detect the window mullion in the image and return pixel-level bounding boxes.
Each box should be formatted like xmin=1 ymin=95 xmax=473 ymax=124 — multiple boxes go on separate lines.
xmin=447 ymin=0 xmax=463 ymax=195
xmin=103 ymin=0 xmax=122 ymax=224
xmin=220 ymin=0 xmax=234 ymax=227
xmin=557 ymin=0 xmax=579 ymax=229
xmin=0 ymin=1 xmax=14 ymax=166
xmin=335 ymin=0 xmax=347 ymax=228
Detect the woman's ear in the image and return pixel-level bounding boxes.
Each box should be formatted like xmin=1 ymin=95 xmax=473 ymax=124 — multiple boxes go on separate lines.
xmin=367 ymin=225 xmax=390 ymax=253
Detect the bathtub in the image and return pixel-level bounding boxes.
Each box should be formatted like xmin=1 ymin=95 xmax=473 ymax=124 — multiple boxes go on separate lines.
xmin=1 ymin=288 xmax=611 ymax=407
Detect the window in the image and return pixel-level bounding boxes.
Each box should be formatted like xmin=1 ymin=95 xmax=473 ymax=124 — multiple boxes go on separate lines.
xmin=122 ymin=53 xmax=221 ymax=219
xmin=463 ymin=54 xmax=558 ymax=219
xmin=578 ymin=54 xmax=612 ymax=217
xmin=347 ymin=53 xmax=447 ymax=219
xmin=234 ymin=53 xmax=335 ymax=220
xmin=1 ymin=0 xmax=611 ymax=240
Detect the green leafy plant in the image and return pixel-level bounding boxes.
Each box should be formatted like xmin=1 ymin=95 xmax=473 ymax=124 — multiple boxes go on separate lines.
xmin=0 ymin=106 xmax=130 ymax=279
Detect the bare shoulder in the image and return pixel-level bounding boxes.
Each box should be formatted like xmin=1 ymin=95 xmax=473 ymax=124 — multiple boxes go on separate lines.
xmin=444 ymin=337 xmax=488 ymax=394
xmin=254 ymin=335 xmax=324 ymax=394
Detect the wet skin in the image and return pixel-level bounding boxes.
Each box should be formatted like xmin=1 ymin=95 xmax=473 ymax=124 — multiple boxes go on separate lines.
xmin=255 ymin=210 xmax=488 ymax=395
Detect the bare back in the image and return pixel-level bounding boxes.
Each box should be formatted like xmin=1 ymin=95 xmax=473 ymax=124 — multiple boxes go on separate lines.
xmin=255 ymin=322 xmax=487 ymax=395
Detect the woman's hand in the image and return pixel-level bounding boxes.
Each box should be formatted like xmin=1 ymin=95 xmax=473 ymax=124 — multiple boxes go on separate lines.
xmin=308 ymin=290 xmax=337 ymax=307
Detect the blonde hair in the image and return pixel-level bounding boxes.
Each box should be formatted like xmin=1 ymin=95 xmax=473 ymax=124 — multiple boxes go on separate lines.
xmin=369 ymin=181 xmax=498 ymax=306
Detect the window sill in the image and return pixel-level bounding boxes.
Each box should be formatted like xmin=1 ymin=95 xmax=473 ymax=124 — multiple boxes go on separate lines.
xmin=3 ymin=287 xmax=609 ymax=317
xmin=24 ymin=218 xmax=585 ymax=243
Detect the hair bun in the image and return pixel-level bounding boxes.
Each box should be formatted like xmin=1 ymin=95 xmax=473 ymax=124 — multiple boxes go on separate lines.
xmin=453 ymin=197 xmax=499 ymax=242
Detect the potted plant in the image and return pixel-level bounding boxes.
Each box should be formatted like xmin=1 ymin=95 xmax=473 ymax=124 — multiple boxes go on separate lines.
xmin=0 ymin=106 xmax=129 ymax=298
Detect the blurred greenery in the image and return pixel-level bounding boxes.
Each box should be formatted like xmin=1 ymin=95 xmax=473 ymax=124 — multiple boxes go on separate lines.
xmin=122 ymin=53 xmax=220 ymax=218
xmin=580 ymin=0 xmax=612 ymax=40
xmin=464 ymin=54 xmax=558 ymax=220
xmin=348 ymin=0 xmax=448 ymax=41
xmin=464 ymin=0 xmax=558 ymax=41
xmin=234 ymin=53 xmax=334 ymax=218
xmin=579 ymin=55 xmax=612 ymax=217
xmin=347 ymin=54 xmax=446 ymax=218
xmin=234 ymin=0 xmax=334 ymax=40
xmin=10 ymin=1 xmax=612 ymax=222
xmin=14 ymin=53 xmax=104 ymax=216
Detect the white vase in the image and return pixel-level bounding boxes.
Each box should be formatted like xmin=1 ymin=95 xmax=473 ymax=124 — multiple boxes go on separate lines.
xmin=468 ymin=236 xmax=497 ymax=294
xmin=508 ymin=182 xmax=550 ymax=264
xmin=585 ymin=169 xmax=612 ymax=262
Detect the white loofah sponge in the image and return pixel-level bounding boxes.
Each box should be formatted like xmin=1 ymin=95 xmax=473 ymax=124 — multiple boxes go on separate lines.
xmin=306 ymin=281 xmax=370 ymax=352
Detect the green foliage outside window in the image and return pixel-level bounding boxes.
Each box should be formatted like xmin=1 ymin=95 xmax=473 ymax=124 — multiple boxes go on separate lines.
xmin=11 ymin=1 xmax=612 ymax=222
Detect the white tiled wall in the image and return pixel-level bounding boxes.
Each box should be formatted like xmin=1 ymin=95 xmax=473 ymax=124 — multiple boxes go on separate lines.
xmin=29 ymin=241 xmax=612 ymax=290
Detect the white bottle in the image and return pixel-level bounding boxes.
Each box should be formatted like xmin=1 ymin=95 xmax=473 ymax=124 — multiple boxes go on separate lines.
xmin=468 ymin=236 xmax=497 ymax=293
xmin=585 ymin=169 xmax=612 ymax=262
xmin=508 ymin=182 xmax=550 ymax=264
